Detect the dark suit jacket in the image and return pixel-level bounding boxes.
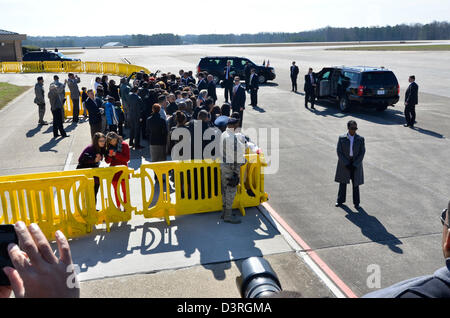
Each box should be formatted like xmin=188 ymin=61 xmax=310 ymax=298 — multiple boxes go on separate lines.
xmin=249 ymin=73 xmax=259 ymax=90
xmin=244 ymin=64 xmax=251 ymax=80
xmin=231 ymin=85 xmax=246 ymax=112
xmin=146 ymin=112 xmax=167 ymax=146
xmin=405 ymin=82 xmax=419 ymax=106
xmin=304 ymin=73 xmax=317 ymax=92
xmin=290 ymin=65 xmax=299 ymax=78
xmin=207 ymin=80 xmax=217 ymax=101
xmin=197 ymin=79 xmax=208 ymax=92
xmin=335 ymin=133 xmax=365 ymax=186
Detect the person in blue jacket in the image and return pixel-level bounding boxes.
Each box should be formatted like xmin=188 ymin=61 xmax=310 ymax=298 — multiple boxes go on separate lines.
xmin=104 ymin=96 xmax=119 ymax=133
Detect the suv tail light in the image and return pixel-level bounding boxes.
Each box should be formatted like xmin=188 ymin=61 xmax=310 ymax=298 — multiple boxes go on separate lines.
xmin=197 ymin=65 xmax=201 ymax=74
xmin=358 ymin=85 xmax=365 ymax=96
xmin=397 ymin=84 xmax=400 ymax=95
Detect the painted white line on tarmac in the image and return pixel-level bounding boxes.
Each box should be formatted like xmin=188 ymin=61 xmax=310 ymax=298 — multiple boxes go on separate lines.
xmin=258 ymin=205 xmax=347 ymax=298
xmin=64 ymin=152 xmax=73 ymax=171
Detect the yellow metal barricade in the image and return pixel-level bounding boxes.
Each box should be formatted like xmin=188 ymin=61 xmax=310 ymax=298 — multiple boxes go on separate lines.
xmin=117 ymin=63 xmax=130 ymax=76
xmin=43 ymin=61 xmax=64 ymax=73
xmin=1 ymin=62 xmax=22 ymax=73
xmin=84 ymin=61 xmax=102 ymax=74
xmin=63 ymin=61 xmax=84 ymax=73
xmin=1 ymin=61 xmax=150 ymax=77
xmin=102 ymin=62 xmax=118 ymax=75
xmin=0 ymin=175 xmax=97 ymax=240
xmin=22 ymin=61 xmax=43 ymax=73
xmin=63 ymin=92 xmax=86 ymax=118
xmin=136 ymin=154 xmax=268 ymax=225
xmin=0 ymin=166 xmax=135 ymax=232
xmin=0 ymin=147 xmax=266 ymax=237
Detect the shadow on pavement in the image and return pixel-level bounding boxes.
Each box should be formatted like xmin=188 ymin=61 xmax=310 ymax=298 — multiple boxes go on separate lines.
xmin=39 ymin=136 xmax=64 ymax=153
xmin=411 ymin=126 xmax=445 ymax=139
xmin=339 ymin=205 xmax=403 ymax=254
xmin=260 ymin=82 xmax=279 ymax=87
xmin=26 ymin=125 xmax=43 ymax=138
xmin=251 ymin=105 xmax=266 ymax=113
xmin=67 ymin=208 xmax=274 ymax=281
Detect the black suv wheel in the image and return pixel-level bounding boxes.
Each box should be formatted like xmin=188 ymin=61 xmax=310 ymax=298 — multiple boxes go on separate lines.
xmin=258 ymin=75 xmax=266 ymax=84
xmin=339 ymin=96 xmax=350 ymax=112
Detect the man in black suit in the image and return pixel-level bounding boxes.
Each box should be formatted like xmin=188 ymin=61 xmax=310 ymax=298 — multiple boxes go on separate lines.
xmin=197 ymin=72 xmax=208 ymax=92
xmin=248 ymin=68 xmax=259 ymax=107
xmin=231 ymin=76 xmax=246 ymax=127
xmin=290 ymin=61 xmax=299 ymax=92
xmin=223 ymin=60 xmax=234 ymax=103
xmin=304 ymin=67 xmax=317 ymax=109
xmin=404 ymin=75 xmax=419 ymax=128
xmin=207 ymin=74 xmax=217 ymax=103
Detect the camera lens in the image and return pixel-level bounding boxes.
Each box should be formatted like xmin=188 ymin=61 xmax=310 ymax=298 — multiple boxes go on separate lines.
xmin=239 ymin=257 xmax=282 ymax=298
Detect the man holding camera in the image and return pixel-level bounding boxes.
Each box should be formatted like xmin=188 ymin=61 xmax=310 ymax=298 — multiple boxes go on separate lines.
xmin=220 ymin=115 xmax=246 ymax=224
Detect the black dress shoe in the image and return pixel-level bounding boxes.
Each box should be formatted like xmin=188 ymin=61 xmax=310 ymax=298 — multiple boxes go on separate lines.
xmin=354 ymin=205 xmax=361 ymax=209
xmin=403 ymin=124 xmax=410 ymax=127
xmin=335 ymin=202 xmax=343 ymax=207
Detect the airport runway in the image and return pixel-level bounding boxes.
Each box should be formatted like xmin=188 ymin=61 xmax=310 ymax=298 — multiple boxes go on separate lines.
xmin=1 ymin=43 xmax=450 ymax=296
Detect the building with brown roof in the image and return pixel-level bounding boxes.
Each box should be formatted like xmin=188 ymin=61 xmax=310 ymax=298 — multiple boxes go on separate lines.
xmin=0 ymin=29 xmax=27 ymax=62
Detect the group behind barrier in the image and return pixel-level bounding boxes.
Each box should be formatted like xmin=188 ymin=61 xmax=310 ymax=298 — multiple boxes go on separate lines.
xmin=0 ymin=154 xmax=268 ymax=240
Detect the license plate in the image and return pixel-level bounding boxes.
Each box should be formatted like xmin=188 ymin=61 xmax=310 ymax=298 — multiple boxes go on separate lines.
xmin=377 ymin=90 xmax=385 ymax=95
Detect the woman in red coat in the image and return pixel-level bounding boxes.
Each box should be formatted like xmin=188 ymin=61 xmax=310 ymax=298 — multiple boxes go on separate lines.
xmin=105 ymin=132 xmax=130 ymax=207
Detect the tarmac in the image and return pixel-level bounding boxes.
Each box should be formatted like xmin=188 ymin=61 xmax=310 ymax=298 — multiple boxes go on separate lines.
xmin=1 ymin=42 xmax=450 ymax=297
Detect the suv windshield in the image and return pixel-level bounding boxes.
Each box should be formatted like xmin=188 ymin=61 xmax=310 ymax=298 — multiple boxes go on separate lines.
xmin=361 ymin=72 xmax=397 ymax=86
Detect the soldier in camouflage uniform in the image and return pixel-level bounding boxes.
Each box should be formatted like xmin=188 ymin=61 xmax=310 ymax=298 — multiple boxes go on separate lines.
xmin=220 ymin=115 xmax=246 ymax=224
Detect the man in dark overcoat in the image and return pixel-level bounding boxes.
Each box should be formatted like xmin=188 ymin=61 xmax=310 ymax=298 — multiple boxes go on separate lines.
xmin=335 ymin=120 xmax=365 ymax=209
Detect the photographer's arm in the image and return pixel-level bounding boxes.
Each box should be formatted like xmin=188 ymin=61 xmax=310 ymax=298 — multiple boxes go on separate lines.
xmin=2 ymin=222 xmax=80 ymax=298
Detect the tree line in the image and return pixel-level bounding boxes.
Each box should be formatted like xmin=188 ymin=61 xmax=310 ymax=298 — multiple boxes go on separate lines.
xmin=22 ymin=21 xmax=450 ymax=48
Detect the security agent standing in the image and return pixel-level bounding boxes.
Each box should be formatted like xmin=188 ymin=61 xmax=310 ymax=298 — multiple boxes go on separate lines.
xmin=220 ymin=115 xmax=246 ymax=224
xmin=34 ymin=76 xmax=48 ymax=125
xmin=304 ymin=68 xmax=317 ymax=109
xmin=290 ymin=61 xmax=299 ymax=92
xmin=335 ymin=120 xmax=365 ymax=209
xmin=248 ymin=68 xmax=259 ymax=107
xmin=404 ymin=75 xmax=419 ymax=128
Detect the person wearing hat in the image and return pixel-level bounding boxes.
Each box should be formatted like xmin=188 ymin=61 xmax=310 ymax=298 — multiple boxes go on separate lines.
xmin=220 ymin=114 xmax=246 ymax=224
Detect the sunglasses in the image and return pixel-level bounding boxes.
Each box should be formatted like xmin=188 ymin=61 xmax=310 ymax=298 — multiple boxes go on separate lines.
xmin=349 ymin=127 xmax=358 ymax=131
xmin=441 ymin=209 xmax=449 ymax=228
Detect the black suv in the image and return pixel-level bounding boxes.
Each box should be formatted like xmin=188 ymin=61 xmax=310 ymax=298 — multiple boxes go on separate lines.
xmin=315 ymin=66 xmax=399 ymax=112
xmin=23 ymin=51 xmax=81 ymax=62
xmin=197 ymin=56 xmax=276 ymax=84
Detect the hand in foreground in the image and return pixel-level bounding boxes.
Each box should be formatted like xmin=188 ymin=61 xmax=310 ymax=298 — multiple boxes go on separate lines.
xmin=1 ymin=222 xmax=80 ymax=298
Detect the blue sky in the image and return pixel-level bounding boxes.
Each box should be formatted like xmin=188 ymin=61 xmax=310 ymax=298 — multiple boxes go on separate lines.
xmin=1 ymin=0 xmax=449 ymax=36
